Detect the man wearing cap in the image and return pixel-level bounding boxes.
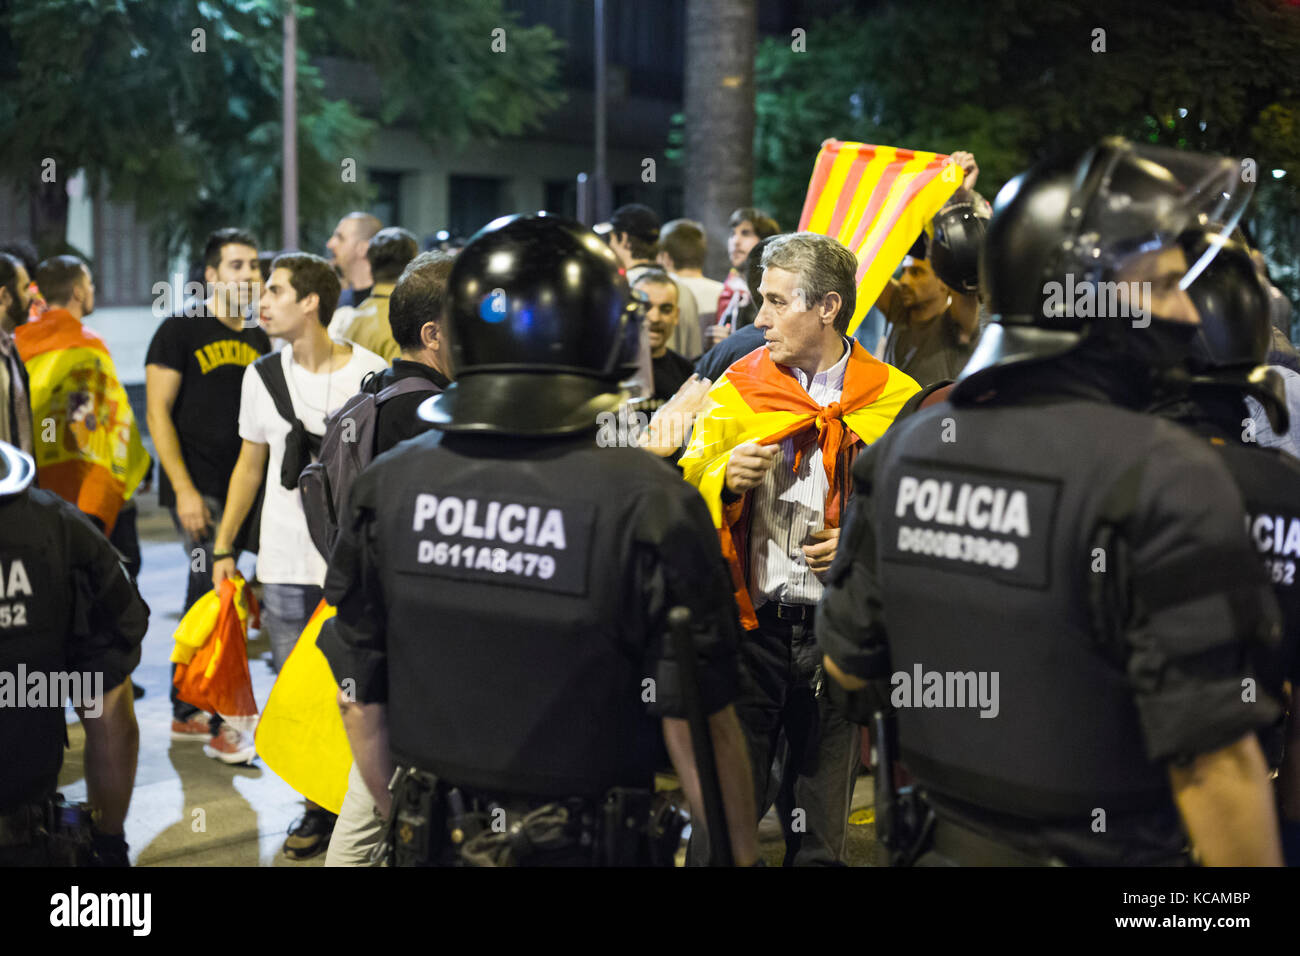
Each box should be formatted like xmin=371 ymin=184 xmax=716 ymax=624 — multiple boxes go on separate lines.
xmin=601 ymin=203 xmax=662 ymax=287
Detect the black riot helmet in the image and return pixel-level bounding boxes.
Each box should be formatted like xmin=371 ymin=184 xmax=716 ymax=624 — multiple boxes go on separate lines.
xmin=419 ymin=213 xmax=644 ymax=436
xmin=929 ymin=201 xmax=988 ymax=295
xmin=1182 ymin=232 xmax=1289 ymax=433
xmin=0 ymin=441 xmax=36 ymax=498
xmin=954 ymin=137 xmax=1253 ymax=400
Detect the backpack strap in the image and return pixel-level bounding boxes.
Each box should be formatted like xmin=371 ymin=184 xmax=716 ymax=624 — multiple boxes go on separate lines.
xmin=254 ymin=353 xmax=301 ymax=429
xmin=375 ymin=375 xmax=442 ymax=405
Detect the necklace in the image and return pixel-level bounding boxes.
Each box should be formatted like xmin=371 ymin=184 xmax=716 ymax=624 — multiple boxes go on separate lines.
xmin=286 ymin=343 xmax=343 ymax=417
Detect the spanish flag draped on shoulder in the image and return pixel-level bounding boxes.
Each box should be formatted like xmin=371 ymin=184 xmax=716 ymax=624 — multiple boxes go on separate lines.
xmin=15 ymin=309 xmax=149 ymax=534
xmin=679 ymin=341 xmax=918 ymax=629
xmin=799 ymin=139 xmax=963 ymax=335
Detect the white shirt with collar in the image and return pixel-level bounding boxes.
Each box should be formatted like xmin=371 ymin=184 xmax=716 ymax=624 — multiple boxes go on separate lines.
xmin=748 ymin=337 xmax=851 ymax=609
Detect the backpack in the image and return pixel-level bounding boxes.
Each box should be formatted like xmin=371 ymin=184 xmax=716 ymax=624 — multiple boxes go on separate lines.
xmin=298 ymin=373 xmax=441 ymax=557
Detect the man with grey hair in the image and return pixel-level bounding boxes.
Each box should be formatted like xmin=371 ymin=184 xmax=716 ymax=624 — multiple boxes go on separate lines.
xmin=679 ymin=230 xmax=921 ymax=864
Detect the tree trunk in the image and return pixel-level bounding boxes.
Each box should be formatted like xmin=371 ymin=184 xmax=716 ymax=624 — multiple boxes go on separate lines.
xmin=29 ymin=178 xmax=70 ymax=260
xmin=684 ymin=0 xmax=757 ymax=281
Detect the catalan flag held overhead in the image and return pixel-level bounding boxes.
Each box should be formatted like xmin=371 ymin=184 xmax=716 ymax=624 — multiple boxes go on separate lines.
xmin=798 ymin=140 xmax=963 ymax=335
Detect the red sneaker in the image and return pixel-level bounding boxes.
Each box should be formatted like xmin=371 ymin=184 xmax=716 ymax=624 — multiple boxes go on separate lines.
xmin=170 ymin=713 xmax=213 ymax=741
xmin=203 ymin=724 xmax=257 ymax=765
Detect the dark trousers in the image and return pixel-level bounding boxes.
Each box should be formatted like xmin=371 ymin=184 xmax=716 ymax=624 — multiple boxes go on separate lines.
xmin=689 ymin=606 xmax=860 ymax=866
xmin=108 ymin=500 xmax=142 ymax=582
xmin=168 ymin=495 xmax=224 ymax=723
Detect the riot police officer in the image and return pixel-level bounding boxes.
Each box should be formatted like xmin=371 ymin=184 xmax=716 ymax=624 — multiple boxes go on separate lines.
xmin=318 ymin=214 xmax=758 ymax=866
xmin=818 ymin=138 xmax=1284 ymax=866
xmin=0 ymin=440 xmax=148 ymax=866
xmin=1150 ymin=234 xmax=1300 ymax=863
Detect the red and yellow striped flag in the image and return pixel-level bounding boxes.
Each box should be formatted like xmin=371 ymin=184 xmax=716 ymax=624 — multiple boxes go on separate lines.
xmin=798 ymin=140 xmax=962 ymax=334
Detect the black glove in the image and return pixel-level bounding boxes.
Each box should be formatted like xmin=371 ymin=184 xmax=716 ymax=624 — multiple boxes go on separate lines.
xmin=89 ymin=832 xmax=130 ymax=867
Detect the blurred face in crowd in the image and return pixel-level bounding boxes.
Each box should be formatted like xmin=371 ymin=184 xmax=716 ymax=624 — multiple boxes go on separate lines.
xmin=205 ymin=242 xmax=261 ymax=317
xmin=606 ymin=230 xmax=634 ymax=269
xmin=1115 ymin=245 xmax=1197 ymax=324
xmin=259 ymin=267 xmax=317 ymax=341
xmin=728 ymin=219 xmax=760 ymax=270
xmin=326 ymin=217 xmax=368 ymax=272
xmin=755 ymin=265 xmax=842 ymax=371
xmin=1 ymin=264 xmax=30 ymax=331
xmin=636 ymin=278 xmax=680 ymax=357
xmin=70 ymin=266 xmax=95 ymax=317
xmin=897 ymin=255 xmax=946 ymax=315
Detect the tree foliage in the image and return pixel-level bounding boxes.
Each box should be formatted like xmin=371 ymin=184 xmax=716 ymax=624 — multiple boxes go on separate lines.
xmin=0 ymin=0 xmax=564 ymax=260
xmin=754 ymin=0 xmax=1300 ymax=312
xmin=302 ymin=0 xmax=565 ymax=147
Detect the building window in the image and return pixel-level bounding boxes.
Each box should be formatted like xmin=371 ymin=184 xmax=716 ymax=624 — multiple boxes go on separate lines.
xmin=448 ymin=175 xmax=505 ymax=238
xmin=544 ymin=180 xmax=578 ymax=219
xmin=369 ymin=170 xmax=403 ymax=228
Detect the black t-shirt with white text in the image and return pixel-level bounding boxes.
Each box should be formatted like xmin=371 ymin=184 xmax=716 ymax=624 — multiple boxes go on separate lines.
xmin=145 ymin=314 xmax=271 ymax=507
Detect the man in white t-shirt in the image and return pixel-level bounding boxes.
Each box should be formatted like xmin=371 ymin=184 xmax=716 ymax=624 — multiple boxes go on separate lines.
xmin=209 ymin=254 xmax=385 ymax=803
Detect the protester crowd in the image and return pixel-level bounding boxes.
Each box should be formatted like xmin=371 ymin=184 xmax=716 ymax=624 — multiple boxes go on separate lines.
xmin=3 ymin=141 xmax=1300 ymax=866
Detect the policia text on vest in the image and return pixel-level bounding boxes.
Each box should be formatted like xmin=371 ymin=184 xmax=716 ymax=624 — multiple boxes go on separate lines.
xmin=404 ymin=491 xmax=591 ymax=596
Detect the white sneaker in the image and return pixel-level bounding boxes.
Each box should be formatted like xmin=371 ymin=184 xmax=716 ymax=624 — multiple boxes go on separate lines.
xmin=203 ymin=723 xmax=257 ymax=765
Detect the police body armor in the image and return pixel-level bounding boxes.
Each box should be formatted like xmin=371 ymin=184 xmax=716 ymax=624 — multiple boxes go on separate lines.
xmin=0 ymin=446 xmax=77 ymax=811
xmin=1155 ymin=237 xmax=1300 ymax=755
xmin=831 ymin=138 xmax=1278 ymax=865
xmin=371 ymin=434 xmax=685 ymax=865
xmin=365 ymin=215 xmax=693 ymax=865
xmin=0 ymin=443 xmax=97 ymax=864
xmin=864 ymin=398 xmax=1194 ymax=822
xmin=1195 ymin=425 xmax=1300 ymax=755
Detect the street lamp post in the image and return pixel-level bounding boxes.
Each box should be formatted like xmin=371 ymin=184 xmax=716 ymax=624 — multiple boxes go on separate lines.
xmin=593 ymin=0 xmax=610 ymax=225
xmin=282 ymin=1 xmax=299 ymax=251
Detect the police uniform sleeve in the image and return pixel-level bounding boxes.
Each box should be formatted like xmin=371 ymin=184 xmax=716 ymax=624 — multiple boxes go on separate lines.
xmin=318 ymin=472 xmax=388 ymax=704
xmin=63 ymin=500 xmax=148 ymax=687
xmin=635 ymin=480 xmax=741 ymax=718
xmin=817 ymin=442 xmax=894 ymax=684
xmin=1120 ymin=426 xmax=1284 ymax=763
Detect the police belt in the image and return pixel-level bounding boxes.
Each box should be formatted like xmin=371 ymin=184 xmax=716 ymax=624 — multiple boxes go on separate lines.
xmin=388 ymin=767 xmax=683 ymax=867
xmin=0 ymin=802 xmax=44 ymax=848
xmin=930 ymin=816 xmax=1065 ymax=867
xmin=0 ymin=796 xmax=95 ymax=864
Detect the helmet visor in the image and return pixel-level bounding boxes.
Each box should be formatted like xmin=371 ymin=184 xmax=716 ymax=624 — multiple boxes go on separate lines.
xmin=614 ymin=288 xmax=651 ymax=399
xmin=1068 ymin=139 xmax=1252 ymax=291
